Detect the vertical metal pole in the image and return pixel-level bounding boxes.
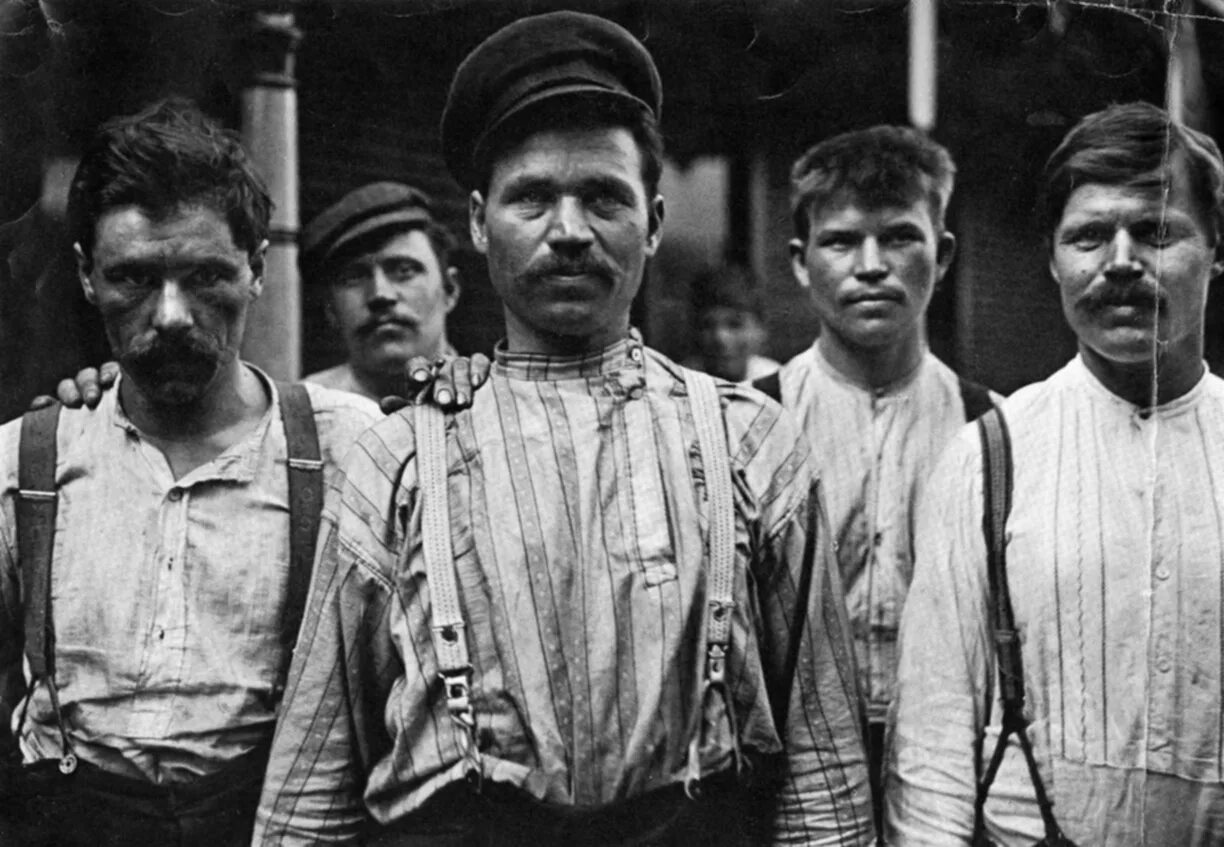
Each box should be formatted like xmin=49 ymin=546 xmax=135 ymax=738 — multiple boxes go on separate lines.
xmin=908 ymin=0 xmax=937 ymax=131
xmin=240 ymin=11 xmax=302 ymax=380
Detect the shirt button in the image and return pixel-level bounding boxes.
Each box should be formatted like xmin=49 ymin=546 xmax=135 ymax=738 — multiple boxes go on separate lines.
xmin=1156 ymin=656 xmax=1173 ymax=673
xmin=168 ymin=488 xmax=182 ymax=502
xmin=629 ymin=387 xmax=644 ymax=400
xmin=629 ymin=347 xmax=643 ymax=364
xmin=1154 ymin=566 xmax=1170 ymax=581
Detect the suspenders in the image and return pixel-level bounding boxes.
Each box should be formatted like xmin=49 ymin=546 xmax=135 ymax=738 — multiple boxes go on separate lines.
xmin=413 ymin=368 xmax=739 ymax=791
xmin=12 ymin=382 xmax=323 ymax=770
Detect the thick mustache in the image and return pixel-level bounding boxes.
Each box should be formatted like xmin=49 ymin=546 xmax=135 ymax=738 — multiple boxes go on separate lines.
xmin=527 ymin=259 xmax=615 ymax=281
xmin=357 ymin=313 xmax=419 ymax=337
xmin=1080 ymin=280 xmax=1165 ymax=313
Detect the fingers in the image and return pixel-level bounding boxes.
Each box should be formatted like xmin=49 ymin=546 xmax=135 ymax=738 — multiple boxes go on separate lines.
xmin=28 ymin=394 xmax=56 ymax=411
xmin=470 ymin=353 xmax=491 ymax=391
xmin=55 ymin=377 xmax=85 ymax=409
xmin=99 ymin=361 xmax=120 ymax=388
xmin=405 ymin=355 xmax=435 ymax=388
xmin=75 ymin=367 xmax=104 ymax=409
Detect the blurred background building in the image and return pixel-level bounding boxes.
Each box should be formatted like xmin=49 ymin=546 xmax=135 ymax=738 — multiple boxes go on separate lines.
xmin=1 ymin=0 xmax=1222 ymax=420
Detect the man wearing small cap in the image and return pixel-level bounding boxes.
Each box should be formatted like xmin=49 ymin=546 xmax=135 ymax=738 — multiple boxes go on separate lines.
xmin=300 ymin=182 xmax=461 ymax=402
xmin=256 ymin=10 xmax=873 ymax=846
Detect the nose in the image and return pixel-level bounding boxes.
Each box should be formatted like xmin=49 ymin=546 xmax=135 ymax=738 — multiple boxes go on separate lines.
xmin=855 ymin=237 xmax=887 ymax=282
xmin=548 ymin=197 xmax=595 ymax=249
xmin=366 ymin=266 xmax=397 ymax=309
xmin=1104 ymin=229 xmax=1142 ymax=279
xmin=153 ymin=280 xmax=193 ymax=332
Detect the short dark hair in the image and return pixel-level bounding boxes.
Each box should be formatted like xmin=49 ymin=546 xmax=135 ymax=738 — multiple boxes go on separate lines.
xmin=690 ymin=264 xmax=763 ymax=321
xmin=321 ymin=220 xmax=458 ymax=289
xmin=1041 ymin=101 xmax=1224 ymax=241
xmin=790 ymin=125 xmax=956 ymax=242
xmin=474 ymin=96 xmax=664 ymax=200
xmin=68 ymin=97 xmax=272 ymax=262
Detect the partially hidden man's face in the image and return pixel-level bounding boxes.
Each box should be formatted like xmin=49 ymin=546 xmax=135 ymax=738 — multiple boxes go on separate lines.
xmin=1050 ymin=159 xmax=1223 ymax=368
xmin=790 ymin=194 xmax=954 ymax=355
xmin=328 ymin=229 xmax=459 ymax=380
xmin=696 ymin=306 xmax=759 ymax=382
xmin=470 ymin=125 xmax=663 ymax=354
xmin=77 ymin=203 xmax=265 ymax=407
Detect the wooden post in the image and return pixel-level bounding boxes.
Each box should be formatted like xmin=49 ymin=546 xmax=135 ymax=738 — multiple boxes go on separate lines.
xmin=240 ymin=11 xmax=302 ymax=380
xmin=1165 ymin=4 xmax=1207 ymax=131
xmin=908 ymin=0 xmax=937 ymax=131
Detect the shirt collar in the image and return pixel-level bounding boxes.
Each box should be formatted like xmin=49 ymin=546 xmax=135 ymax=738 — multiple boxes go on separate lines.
xmin=492 ymin=329 xmax=646 ymax=382
xmin=812 ymin=339 xmax=928 ymax=397
xmin=109 ymin=364 xmax=278 ymax=486
xmin=1070 ymin=353 xmax=1209 ymax=420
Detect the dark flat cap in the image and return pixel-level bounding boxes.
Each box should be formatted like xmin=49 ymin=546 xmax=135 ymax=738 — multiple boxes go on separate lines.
xmin=300 ymin=182 xmax=435 ymax=277
xmin=441 ymin=11 xmax=662 ymax=190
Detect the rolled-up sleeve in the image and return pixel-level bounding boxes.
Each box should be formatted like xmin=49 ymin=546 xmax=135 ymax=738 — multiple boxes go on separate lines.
xmin=885 ymin=432 xmax=992 ymax=845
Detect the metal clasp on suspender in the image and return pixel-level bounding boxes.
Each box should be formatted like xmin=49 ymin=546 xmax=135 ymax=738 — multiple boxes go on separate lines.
xmin=683 ymin=372 xmax=743 ymax=800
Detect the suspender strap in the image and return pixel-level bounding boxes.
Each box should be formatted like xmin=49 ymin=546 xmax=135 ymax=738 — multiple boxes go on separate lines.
xmin=16 ymin=402 xmax=76 ymax=772
xmin=17 ymin=404 xmax=61 ymax=683
xmin=275 ymin=382 xmax=324 ymax=700
xmin=414 ymin=403 xmax=479 ymax=775
xmin=682 ymin=370 xmax=740 ymax=793
xmin=973 ymin=408 xmax=1072 ymax=845
xmin=958 ymin=376 xmax=994 ymax=423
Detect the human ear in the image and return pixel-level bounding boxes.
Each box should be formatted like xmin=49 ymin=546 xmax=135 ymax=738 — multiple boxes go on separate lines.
xmin=469 ymin=191 xmax=489 ymax=254
xmin=789 ymin=239 xmax=811 ymax=289
xmin=74 ymin=243 xmax=96 ymax=304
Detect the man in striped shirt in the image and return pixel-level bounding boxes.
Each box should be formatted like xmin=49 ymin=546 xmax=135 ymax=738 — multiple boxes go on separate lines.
xmin=256 ymin=11 xmax=873 ymax=846
xmin=755 ymin=126 xmax=991 ymax=815
xmin=888 ymin=103 xmax=1224 ymax=843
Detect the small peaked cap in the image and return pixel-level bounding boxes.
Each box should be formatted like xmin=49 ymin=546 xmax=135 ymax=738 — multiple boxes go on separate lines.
xmin=300 ymin=182 xmax=436 ymax=277
xmin=441 ymin=10 xmax=662 ymax=190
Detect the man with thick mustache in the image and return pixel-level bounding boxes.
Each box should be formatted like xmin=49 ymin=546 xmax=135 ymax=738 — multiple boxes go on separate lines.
xmin=256 ymin=11 xmax=872 ymax=845
xmin=300 ymin=183 xmax=463 ymax=403
xmin=887 ymin=102 xmax=1224 ymax=843
xmin=0 ymin=99 xmax=377 ymax=845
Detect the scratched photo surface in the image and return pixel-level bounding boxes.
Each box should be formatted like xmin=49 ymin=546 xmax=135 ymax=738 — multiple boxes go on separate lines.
xmin=0 ymin=0 xmax=1222 ymax=843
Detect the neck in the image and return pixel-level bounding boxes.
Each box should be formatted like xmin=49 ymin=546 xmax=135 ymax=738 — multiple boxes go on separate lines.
xmin=354 ymin=335 xmax=453 ymax=401
xmin=504 ymin=313 xmax=630 ymax=357
xmin=119 ymin=357 xmax=265 ymax=441
xmin=817 ymin=330 xmax=925 ymax=390
xmin=1080 ymin=340 xmax=1204 ymax=408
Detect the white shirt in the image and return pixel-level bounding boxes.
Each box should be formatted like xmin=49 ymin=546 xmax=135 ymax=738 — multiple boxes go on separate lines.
xmin=0 ymin=370 xmax=378 ymax=784
xmin=888 ymin=357 xmax=1224 ymax=845
xmin=778 ymin=344 xmax=984 ymax=721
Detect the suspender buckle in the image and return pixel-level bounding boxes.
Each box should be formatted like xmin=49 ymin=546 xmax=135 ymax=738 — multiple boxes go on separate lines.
xmin=439 ymin=668 xmax=475 ymax=727
xmin=705 ymin=643 xmax=727 ymax=686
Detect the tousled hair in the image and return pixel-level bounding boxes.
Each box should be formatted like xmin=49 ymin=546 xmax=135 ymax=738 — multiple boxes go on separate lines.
xmin=790 ymin=124 xmax=956 ymax=242
xmin=68 ymin=97 xmax=272 ymax=262
xmin=474 ymin=96 xmax=664 ymax=200
xmin=1041 ymin=101 xmax=1224 ymax=241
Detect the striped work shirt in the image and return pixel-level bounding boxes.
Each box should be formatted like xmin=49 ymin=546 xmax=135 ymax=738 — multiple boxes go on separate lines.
xmin=776 ymin=343 xmax=981 ymax=722
xmin=256 ymin=334 xmax=873 ymax=845
xmin=888 ymin=357 xmax=1224 ymax=844
xmin=0 ymin=369 xmax=378 ymax=784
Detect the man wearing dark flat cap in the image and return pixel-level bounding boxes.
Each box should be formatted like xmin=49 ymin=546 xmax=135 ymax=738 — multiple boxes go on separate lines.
xmin=256 ymin=11 xmax=873 ymax=846
xmin=300 ymin=183 xmax=462 ymax=403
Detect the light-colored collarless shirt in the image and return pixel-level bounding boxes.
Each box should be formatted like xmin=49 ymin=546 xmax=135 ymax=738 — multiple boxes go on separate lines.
xmin=256 ymin=335 xmax=873 ymax=845
xmin=0 ymin=368 xmax=378 ymax=784
xmin=777 ymin=344 xmax=982 ymax=723
xmin=889 ymin=357 xmax=1224 ymax=845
